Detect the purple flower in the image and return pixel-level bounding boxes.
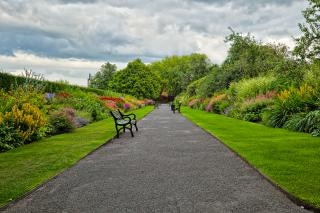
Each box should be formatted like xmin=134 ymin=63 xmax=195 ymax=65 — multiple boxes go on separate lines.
xmin=124 ymin=103 xmax=131 ymax=109
xmin=45 ymin=93 xmax=55 ymax=101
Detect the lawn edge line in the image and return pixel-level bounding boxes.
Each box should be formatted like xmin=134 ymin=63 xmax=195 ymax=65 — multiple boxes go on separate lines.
xmin=181 ymin=112 xmax=320 ymax=213
xmin=0 ymin=107 xmax=154 ymax=211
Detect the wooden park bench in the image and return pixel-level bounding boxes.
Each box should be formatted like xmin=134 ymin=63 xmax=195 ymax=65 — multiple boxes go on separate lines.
xmin=110 ymin=109 xmax=138 ymax=138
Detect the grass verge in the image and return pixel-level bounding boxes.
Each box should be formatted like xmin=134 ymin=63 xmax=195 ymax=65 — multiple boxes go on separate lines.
xmin=0 ymin=106 xmax=153 ymax=208
xmin=181 ymin=107 xmax=320 ymax=209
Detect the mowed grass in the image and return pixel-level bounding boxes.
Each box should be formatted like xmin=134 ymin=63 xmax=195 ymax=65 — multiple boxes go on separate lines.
xmin=182 ymin=107 xmax=320 ymax=208
xmin=0 ymin=106 xmax=153 ymax=208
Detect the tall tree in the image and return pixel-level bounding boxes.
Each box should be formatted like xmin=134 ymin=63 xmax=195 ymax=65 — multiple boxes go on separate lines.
xmin=108 ymin=59 xmax=162 ymax=99
xmin=294 ymin=0 xmax=320 ymax=60
xmin=149 ymin=53 xmax=211 ymax=97
xmin=90 ymin=62 xmax=116 ymax=89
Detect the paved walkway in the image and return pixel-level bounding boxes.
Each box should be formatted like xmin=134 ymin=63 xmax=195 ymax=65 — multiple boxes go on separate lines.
xmin=4 ymin=105 xmax=307 ymax=213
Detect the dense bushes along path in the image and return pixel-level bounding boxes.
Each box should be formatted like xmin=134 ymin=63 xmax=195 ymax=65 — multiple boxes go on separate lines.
xmin=3 ymin=105 xmax=306 ymax=212
xmin=0 ymin=106 xmax=153 ymax=208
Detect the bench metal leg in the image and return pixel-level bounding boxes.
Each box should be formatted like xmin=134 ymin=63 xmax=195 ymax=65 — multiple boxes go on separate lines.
xmin=129 ymin=124 xmax=134 ymax=137
xmin=115 ymin=125 xmax=120 ymax=138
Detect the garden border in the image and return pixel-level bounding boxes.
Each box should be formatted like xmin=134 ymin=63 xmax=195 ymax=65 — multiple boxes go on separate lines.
xmin=0 ymin=107 xmax=154 ymax=211
xmin=181 ymin=111 xmax=320 ymax=213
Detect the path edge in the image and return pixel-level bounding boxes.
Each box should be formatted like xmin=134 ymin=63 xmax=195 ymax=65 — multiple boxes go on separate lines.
xmin=0 ymin=107 xmax=154 ymax=211
xmin=181 ymin=111 xmax=320 ymax=213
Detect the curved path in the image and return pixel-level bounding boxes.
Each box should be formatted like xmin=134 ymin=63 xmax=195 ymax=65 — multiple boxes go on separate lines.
xmin=4 ymin=105 xmax=307 ymax=212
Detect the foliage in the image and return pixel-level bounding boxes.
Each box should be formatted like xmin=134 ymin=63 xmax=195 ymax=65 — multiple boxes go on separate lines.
xmin=53 ymin=89 xmax=108 ymax=121
xmin=0 ymin=121 xmax=21 ymax=152
xmin=229 ymin=76 xmax=278 ymax=100
xmin=149 ymin=54 xmax=212 ymax=97
xmin=283 ymin=113 xmax=307 ymax=132
xmin=205 ymin=94 xmax=228 ymax=113
xmin=294 ymin=110 xmax=320 ymax=136
xmin=303 ymin=59 xmax=320 ymax=89
xmin=239 ymin=98 xmax=273 ymax=122
xmin=265 ymin=85 xmax=317 ymax=128
xmin=2 ymin=103 xmax=47 ymax=144
xmin=90 ymin=62 xmax=116 ymax=89
xmin=74 ymin=117 xmax=90 ymax=128
xmin=223 ymin=30 xmax=289 ymax=81
xmin=109 ymin=59 xmax=162 ymax=99
xmin=294 ymin=0 xmax=320 ymax=60
xmin=186 ymin=77 xmax=206 ymax=97
xmin=194 ymin=66 xmax=225 ymax=98
xmin=48 ymin=108 xmax=77 ymax=135
xmin=0 ymin=71 xmax=108 ymax=96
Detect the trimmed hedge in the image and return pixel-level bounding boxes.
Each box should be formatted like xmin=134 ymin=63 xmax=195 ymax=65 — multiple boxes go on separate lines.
xmin=0 ymin=72 xmax=108 ymax=95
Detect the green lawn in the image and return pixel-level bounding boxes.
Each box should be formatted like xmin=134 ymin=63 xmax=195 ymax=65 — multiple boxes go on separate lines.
xmin=182 ymin=107 xmax=320 ymax=208
xmin=0 ymin=106 xmax=153 ymax=208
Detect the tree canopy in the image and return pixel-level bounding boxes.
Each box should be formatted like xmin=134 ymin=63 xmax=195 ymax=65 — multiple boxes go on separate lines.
xmin=294 ymin=0 xmax=320 ymax=61
xmin=90 ymin=62 xmax=116 ymax=90
xmin=108 ymin=59 xmax=162 ymax=99
xmin=149 ymin=53 xmax=212 ymax=97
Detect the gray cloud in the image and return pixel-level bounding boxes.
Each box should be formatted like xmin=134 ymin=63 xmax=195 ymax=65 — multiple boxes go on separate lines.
xmin=0 ymin=0 xmax=308 ymax=85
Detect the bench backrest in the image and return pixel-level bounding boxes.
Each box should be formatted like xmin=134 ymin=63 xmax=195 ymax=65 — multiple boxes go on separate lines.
xmin=110 ymin=110 xmax=122 ymax=120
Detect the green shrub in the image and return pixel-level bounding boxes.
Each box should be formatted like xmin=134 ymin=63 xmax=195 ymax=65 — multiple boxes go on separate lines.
xmin=0 ymin=71 xmax=119 ymax=96
xmin=283 ymin=113 xmax=306 ymax=132
xmin=298 ymin=110 xmax=320 ymax=136
xmin=205 ymin=94 xmax=230 ymax=114
xmin=0 ymin=122 xmax=21 ymax=152
xmin=241 ymin=101 xmax=270 ymax=122
xmin=186 ymin=77 xmax=206 ymax=97
xmin=229 ymin=75 xmax=277 ymax=100
xmin=304 ymin=60 xmax=320 ymax=90
xmin=265 ymin=85 xmax=318 ymax=128
xmin=3 ymin=103 xmax=47 ymax=143
xmin=48 ymin=108 xmax=76 ymax=135
xmin=175 ymin=92 xmax=189 ymax=106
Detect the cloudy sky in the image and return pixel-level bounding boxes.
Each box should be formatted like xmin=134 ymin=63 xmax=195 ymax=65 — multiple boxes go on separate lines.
xmin=0 ymin=0 xmax=307 ymax=86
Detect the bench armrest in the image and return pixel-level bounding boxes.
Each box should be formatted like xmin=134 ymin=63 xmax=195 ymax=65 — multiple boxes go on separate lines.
xmin=122 ymin=113 xmax=136 ymax=120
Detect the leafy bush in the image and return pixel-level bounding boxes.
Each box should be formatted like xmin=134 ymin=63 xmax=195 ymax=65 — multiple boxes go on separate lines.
xmin=298 ymin=111 xmax=320 ymax=136
xmin=75 ymin=117 xmax=89 ymax=128
xmin=205 ymin=94 xmax=228 ymax=113
xmin=0 ymin=121 xmax=21 ymax=152
xmin=0 ymin=71 xmax=109 ymax=95
xmin=241 ymin=101 xmax=271 ymax=122
xmin=265 ymin=85 xmax=318 ymax=128
xmin=48 ymin=108 xmax=76 ymax=135
xmin=232 ymin=92 xmax=275 ymax=122
xmin=229 ymin=75 xmax=278 ymax=100
xmin=303 ymin=60 xmax=320 ymax=90
xmin=2 ymin=103 xmax=47 ymax=143
xmin=109 ymin=59 xmax=162 ymax=99
xmin=174 ymin=92 xmax=189 ymax=106
xmin=188 ymin=98 xmax=199 ymax=109
xmin=186 ymin=77 xmax=206 ymax=97
xmin=283 ymin=113 xmax=307 ymax=132
xmin=284 ymin=111 xmax=320 ymax=136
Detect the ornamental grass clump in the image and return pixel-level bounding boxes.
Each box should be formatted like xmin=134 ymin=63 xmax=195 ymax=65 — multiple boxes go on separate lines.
xmin=205 ymin=94 xmax=227 ymax=112
xmin=265 ymin=85 xmax=318 ymax=128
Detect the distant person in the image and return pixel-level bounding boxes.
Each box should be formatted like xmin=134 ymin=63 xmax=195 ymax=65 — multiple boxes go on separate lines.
xmin=171 ymin=103 xmax=176 ymax=113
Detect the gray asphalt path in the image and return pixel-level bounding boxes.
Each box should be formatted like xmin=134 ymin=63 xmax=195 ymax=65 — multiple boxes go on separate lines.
xmin=3 ymin=104 xmax=307 ymax=213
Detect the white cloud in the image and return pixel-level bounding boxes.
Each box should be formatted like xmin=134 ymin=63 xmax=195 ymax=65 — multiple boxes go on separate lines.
xmin=0 ymin=51 xmax=126 ymax=86
xmin=0 ymin=0 xmax=308 ymax=85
